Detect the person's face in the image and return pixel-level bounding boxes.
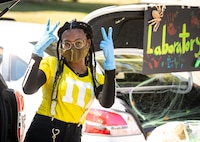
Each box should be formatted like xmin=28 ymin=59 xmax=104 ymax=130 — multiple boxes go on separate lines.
xmin=60 ymin=28 xmax=91 ymax=63
xmin=61 ymin=28 xmax=91 ymax=49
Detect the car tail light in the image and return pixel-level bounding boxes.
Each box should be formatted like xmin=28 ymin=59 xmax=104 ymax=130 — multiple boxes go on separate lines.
xmin=15 ymin=90 xmax=26 ymax=142
xmin=83 ymin=108 xmax=142 ymax=136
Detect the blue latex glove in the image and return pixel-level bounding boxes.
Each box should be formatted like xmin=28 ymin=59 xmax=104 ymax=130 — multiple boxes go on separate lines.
xmin=100 ymin=27 xmax=116 ymax=70
xmin=33 ymin=19 xmax=60 ymax=57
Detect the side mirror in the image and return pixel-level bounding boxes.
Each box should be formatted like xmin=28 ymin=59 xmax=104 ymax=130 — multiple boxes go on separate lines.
xmin=0 ymin=0 xmax=20 ymax=17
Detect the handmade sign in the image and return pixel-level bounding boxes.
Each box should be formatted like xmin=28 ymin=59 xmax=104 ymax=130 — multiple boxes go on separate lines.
xmin=143 ymin=5 xmax=200 ymax=74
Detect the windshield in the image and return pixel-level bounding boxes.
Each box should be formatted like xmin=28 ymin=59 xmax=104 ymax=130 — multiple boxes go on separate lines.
xmin=96 ymin=48 xmax=200 ymax=129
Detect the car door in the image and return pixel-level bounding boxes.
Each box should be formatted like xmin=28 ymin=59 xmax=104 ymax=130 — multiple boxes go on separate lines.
xmin=0 ymin=73 xmax=18 ymax=142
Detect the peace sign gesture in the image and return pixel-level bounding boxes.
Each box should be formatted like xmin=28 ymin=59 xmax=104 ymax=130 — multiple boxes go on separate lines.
xmin=100 ymin=27 xmax=116 ymax=70
xmin=45 ymin=19 xmax=60 ymax=35
xmin=33 ymin=19 xmax=60 ymax=57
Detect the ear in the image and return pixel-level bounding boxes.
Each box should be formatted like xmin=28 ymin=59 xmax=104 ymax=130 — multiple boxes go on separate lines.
xmin=86 ymin=39 xmax=91 ymax=48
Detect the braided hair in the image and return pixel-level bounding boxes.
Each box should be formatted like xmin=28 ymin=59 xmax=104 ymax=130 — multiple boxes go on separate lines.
xmin=55 ymin=19 xmax=97 ymax=92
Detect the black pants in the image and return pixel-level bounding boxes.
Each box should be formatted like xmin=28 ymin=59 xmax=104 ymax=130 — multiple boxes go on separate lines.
xmin=24 ymin=114 xmax=82 ymax=142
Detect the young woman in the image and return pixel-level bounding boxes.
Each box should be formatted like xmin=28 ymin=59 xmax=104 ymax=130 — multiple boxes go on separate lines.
xmin=22 ymin=19 xmax=116 ymax=142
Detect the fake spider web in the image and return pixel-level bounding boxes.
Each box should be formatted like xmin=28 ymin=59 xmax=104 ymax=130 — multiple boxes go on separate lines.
xmin=123 ymin=78 xmax=200 ymax=128
xmin=97 ymin=54 xmax=200 ymax=129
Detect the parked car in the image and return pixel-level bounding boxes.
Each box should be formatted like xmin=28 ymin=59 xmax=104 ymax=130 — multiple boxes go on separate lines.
xmin=81 ymin=2 xmax=200 ymax=142
xmin=0 ymin=20 xmax=53 ymax=138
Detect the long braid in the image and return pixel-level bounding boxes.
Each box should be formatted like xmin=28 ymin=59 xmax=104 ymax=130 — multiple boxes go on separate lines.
xmin=51 ymin=38 xmax=65 ymax=103
xmin=50 ymin=39 xmax=65 ymax=117
xmin=89 ymin=40 xmax=97 ymax=93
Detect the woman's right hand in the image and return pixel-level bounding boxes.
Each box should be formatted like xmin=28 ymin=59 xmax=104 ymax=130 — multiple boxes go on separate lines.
xmin=33 ymin=19 xmax=60 ymax=57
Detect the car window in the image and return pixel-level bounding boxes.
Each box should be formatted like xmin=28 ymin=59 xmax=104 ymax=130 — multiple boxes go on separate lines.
xmin=11 ymin=54 xmax=27 ymax=81
xmin=96 ymin=54 xmax=189 ymax=90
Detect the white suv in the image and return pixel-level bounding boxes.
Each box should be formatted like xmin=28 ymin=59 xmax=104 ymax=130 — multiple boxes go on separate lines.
xmin=0 ymin=20 xmax=51 ymax=140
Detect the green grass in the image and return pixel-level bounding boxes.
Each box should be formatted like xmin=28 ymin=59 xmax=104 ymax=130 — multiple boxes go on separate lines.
xmin=0 ymin=0 xmax=136 ymax=25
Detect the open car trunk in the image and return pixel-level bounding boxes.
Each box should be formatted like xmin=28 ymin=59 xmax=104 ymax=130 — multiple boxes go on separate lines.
xmin=83 ymin=5 xmax=145 ymax=52
xmin=82 ymin=4 xmax=200 ymax=137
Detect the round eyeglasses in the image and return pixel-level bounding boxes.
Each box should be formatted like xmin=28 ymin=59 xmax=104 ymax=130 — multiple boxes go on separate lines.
xmin=62 ymin=39 xmax=86 ymax=50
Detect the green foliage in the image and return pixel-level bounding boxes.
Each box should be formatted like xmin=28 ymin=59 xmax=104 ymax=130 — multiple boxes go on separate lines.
xmin=7 ymin=1 xmax=113 ymax=13
xmin=0 ymin=0 xmax=133 ymax=24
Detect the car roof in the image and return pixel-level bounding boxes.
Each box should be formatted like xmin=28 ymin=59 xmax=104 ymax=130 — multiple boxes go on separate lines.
xmin=83 ymin=4 xmax=147 ymax=23
xmin=139 ymin=0 xmax=200 ymax=7
xmin=0 ymin=20 xmax=50 ymax=43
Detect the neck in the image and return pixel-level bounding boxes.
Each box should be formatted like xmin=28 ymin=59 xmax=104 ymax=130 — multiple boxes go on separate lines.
xmin=67 ymin=60 xmax=87 ymax=75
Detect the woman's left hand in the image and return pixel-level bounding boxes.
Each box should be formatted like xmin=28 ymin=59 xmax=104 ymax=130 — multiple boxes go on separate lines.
xmin=100 ymin=27 xmax=116 ymax=70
